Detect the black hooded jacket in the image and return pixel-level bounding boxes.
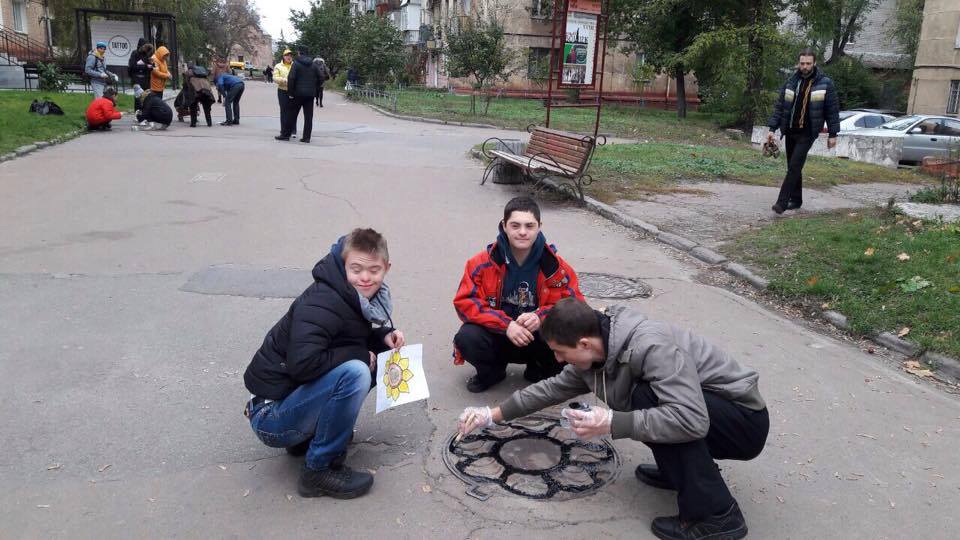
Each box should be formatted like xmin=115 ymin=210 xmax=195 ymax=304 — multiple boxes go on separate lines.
xmin=286 ymin=54 xmax=325 ymax=98
xmin=244 ymin=240 xmax=394 ymax=400
xmin=128 ymin=38 xmax=154 ymax=89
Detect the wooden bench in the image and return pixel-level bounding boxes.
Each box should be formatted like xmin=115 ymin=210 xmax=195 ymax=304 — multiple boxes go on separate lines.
xmin=480 ymin=126 xmax=604 ymax=201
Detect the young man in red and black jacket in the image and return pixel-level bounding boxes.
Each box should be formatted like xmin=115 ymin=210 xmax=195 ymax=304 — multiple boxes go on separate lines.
xmin=453 ymin=197 xmax=584 ymax=393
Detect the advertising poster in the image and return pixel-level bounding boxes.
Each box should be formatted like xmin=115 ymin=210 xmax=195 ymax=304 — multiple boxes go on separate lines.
xmin=90 ymin=20 xmax=144 ymax=65
xmin=561 ymin=11 xmax=598 ymax=86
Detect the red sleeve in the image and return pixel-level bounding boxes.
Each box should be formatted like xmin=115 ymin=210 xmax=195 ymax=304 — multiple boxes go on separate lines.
xmin=453 ymin=255 xmax=511 ymax=332
xmin=106 ymin=102 xmax=122 ymax=120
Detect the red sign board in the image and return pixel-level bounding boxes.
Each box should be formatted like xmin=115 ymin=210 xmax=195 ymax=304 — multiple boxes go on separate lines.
xmin=568 ymin=0 xmax=601 ymax=15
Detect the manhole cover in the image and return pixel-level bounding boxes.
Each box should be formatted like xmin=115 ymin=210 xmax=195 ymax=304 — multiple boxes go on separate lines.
xmin=442 ymin=413 xmax=621 ymax=500
xmin=578 ymin=272 xmax=653 ymax=299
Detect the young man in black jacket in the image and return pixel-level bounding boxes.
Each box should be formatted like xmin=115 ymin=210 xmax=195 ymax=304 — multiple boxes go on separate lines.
xmin=276 ymin=47 xmax=326 ymax=143
xmin=243 ymin=229 xmax=405 ymax=499
xmin=767 ymin=49 xmax=841 ymax=214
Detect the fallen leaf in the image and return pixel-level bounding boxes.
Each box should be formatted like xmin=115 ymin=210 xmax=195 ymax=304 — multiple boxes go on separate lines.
xmin=98 ymin=464 xmax=111 ymax=473
xmin=904 ymin=360 xmax=933 ymax=377
xmin=46 ymin=463 xmax=61 ymax=471
xmin=421 ymin=484 xmax=432 ymax=493
xmin=897 ymin=253 xmax=911 ymax=261
xmin=857 ymin=433 xmax=877 ymax=440
xmin=243 ymin=489 xmax=250 ymax=498
xmin=848 ymin=212 xmax=859 ymax=217
xmin=898 ymin=327 xmax=911 ymax=337
xmin=864 ymin=247 xmax=875 ymax=257
xmin=806 ymin=276 xmax=819 ymax=287
xmin=912 ymin=220 xmax=923 ymax=228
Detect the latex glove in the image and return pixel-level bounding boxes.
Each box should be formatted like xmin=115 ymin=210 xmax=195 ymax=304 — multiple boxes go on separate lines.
xmin=567 ymin=406 xmax=613 ymax=439
xmin=458 ymin=406 xmax=494 ymax=436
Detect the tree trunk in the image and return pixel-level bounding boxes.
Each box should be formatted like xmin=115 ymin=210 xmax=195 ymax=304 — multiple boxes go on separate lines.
xmin=740 ymin=3 xmax=764 ymax=131
xmin=674 ymin=64 xmax=687 ymax=119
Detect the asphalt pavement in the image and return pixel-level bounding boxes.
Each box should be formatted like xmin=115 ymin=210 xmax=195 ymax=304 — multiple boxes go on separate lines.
xmin=1 ymin=82 xmax=957 ymax=539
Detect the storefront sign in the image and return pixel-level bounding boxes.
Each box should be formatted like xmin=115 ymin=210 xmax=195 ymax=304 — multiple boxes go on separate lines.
xmin=90 ymin=20 xmax=144 ymax=65
xmin=561 ymin=10 xmax=598 ymax=86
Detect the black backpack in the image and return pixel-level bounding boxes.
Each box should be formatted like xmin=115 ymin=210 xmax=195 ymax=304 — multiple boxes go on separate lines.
xmin=29 ymin=99 xmax=65 ymax=116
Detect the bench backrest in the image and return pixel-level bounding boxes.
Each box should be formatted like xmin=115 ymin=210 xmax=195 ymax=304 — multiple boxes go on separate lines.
xmin=524 ymin=127 xmax=595 ymax=173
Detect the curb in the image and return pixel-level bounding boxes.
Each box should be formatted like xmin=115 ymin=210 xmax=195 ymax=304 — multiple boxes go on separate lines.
xmin=470 ymin=147 xmax=960 ymax=383
xmin=362 ymin=101 xmax=501 ymax=129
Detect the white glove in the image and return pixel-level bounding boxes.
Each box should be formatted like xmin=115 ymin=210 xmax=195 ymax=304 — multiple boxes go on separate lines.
xmin=458 ymin=406 xmax=494 ymax=436
xmin=567 ymin=406 xmax=613 ymax=439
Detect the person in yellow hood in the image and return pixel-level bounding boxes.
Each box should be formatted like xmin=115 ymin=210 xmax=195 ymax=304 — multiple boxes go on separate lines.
xmin=273 ymin=49 xmax=297 ymax=138
xmin=151 ymin=46 xmax=172 ymax=93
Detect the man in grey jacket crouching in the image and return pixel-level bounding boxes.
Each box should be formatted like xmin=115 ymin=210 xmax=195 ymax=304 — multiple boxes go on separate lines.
xmin=457 ymin=298 xmax=769 ymax=540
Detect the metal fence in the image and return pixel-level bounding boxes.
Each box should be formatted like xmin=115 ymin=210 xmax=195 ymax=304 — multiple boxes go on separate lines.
xmin=346 ymin=84 xmax=398 ymax=113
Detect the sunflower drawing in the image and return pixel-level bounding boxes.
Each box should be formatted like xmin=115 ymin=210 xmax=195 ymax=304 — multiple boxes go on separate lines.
xmin=383 ymin=350 xmax=415 ymax=401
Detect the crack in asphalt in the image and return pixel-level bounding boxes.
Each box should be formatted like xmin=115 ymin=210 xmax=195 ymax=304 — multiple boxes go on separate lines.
xmin=296 ymin=173 xmax=361 ymax=216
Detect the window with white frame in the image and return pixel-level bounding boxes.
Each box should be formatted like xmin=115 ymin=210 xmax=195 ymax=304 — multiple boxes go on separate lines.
xmin=12 ymin=0 xmax=28 ymax=33
xmin=948 ymin=80 xmax=960 ymax=115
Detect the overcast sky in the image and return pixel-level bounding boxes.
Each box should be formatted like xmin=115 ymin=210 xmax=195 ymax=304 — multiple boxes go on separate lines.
xmin=254 ymin=0 xmax=312 ymax=42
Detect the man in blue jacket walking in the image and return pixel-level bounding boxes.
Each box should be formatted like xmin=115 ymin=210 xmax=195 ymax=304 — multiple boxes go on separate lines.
xmin=214 ymin=71 xmax=245 ymax=126
xmin=766 ymin=49 xmax=841 ymax=214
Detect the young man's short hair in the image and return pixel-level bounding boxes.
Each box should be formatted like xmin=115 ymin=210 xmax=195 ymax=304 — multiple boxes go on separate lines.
xmin=798 ymin=48 xmax=817 ymax=62
xmin=503 ymin=196 xmax=541 ymax=224
xmin=343 ymin=228 xmax=389 ymax=262
xmin=103 ymin=87 xmax=117 ymax=99
xmin=541 ymin=298 xmax=600 ymax=347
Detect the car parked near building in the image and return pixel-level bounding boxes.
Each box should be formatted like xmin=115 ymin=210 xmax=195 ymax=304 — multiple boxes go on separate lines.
xmin=837 ymin=110 xmax=897 ymax=131
xmin=853 ymin=114 xmax=960 ymax=164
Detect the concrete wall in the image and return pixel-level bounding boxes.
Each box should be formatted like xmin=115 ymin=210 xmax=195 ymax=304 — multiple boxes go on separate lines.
xmin=751 ymin=126 xmax=903 ymax=169
xmin=907 ymin=0 xmax=960 ymax=115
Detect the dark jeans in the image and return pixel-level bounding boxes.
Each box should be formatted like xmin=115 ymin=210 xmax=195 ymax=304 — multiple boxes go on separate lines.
xmin=247 ymin=359 xmax=371 ymax=470
xmin=776 ymin=130 xmax=815 ymax=207
xmin=223 ymin=83 xmax=245 ymax=123
xmin=317 ymin=86 xmax=324 ymax=106
xmin=283 ymin=95 xmax=315 ymax=140
xmin=453 ymin=322 xmax=561 ymax=384
xmin=277 ymin=89 xmax=293 ymax=134
xmin=190 ymin=100 xmax=212 ymax=126
xmin=630 ymin=383 xmax=769 ymax=521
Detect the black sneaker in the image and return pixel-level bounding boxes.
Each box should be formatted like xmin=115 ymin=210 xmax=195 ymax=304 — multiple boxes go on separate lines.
xmin=786 ymin=200 xmax=802 ymax=210
xmin=219 ymin=121 xmax=233 ymax=126
xmin=275 ymin=135 xmax=290 ymax=141
xmin=651 ymin=502 xmax=747 ymax=540
xmin=297 ymin=465 xmax=373 ymax=499
xmin=466 ymin=372 xmax=506 ymax=393
xmin=635 ymin=463 xmax=673 ymax=490
xmin=771 ymin=203 xmax=785 ymax=214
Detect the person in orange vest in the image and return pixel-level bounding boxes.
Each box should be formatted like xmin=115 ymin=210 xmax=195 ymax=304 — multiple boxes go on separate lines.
xmin=85 ymin=87 xmax=123 ymax=131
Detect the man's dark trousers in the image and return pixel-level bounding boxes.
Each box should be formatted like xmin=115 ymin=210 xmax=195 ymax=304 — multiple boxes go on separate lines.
xmin=454 ymin=323 xmax=561 ymax=383
xmin=630 ymin=383 xmax=769 ymax=521
xmin=278 ymin=89 xmax=293 ymax=134
xmin=775 ymin=129 xmax=815 ymax=208
xmin=283 ymin=96 xmax=314 ymax=141
xmin=224 ymin=82 xmax=244 ymax=123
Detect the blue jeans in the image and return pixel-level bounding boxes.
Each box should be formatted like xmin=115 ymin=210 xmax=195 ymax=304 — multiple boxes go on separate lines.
xmin=223 ymin=82 xmax=244 ymax=123
xmin=247 ymin=359 xmax=371 ymax=470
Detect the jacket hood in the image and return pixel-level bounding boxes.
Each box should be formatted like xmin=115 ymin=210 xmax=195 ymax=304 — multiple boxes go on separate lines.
xmin=156 ymin=46 xmax=170 ymax=61
xmin=294 ymin=55 xmax=313 ymax=67
xmin=494 ymin=223 xmax=546 ymax=267
xmin=603 ymin=305 xmax=649 ymax=372
xmin=311 ymin=236 xmax=362 ymax=314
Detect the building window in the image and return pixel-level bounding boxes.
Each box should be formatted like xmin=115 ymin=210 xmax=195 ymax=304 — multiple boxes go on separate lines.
xmin=531 ymin=0 xmax=550 ymax=18
xmin=12 ymin=0 xmax=28 ymax=33
xmin=948 ymin=81 xmax=960 ymax=115
xmin=528 ymin=48 xmax=552 ymax=79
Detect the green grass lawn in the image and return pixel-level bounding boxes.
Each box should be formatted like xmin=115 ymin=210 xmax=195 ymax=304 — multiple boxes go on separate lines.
xmin=382 ymin=88 xmax=735 ymax=144
xmin=725 ymin=208 xmax=960 ymax=357
xmin=0 ymin=91 xmax=134 ymax=155
xmin=586 ymin=142 xmax=927 ymax=202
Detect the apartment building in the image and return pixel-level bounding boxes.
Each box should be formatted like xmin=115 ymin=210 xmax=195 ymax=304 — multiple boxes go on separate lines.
xmin=907 ymin=0 xmax=960 ymax=116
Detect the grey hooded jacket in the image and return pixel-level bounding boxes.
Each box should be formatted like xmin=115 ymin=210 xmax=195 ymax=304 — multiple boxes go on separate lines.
xmin=498 ymin=305 xmax=765 ymax=443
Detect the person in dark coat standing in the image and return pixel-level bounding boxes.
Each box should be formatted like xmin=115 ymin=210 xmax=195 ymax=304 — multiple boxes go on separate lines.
xmin=766 ymin=49 xmax=841 ymax=214
xmin=313 ymin=57 xmax=332 ymax=107
xmin=128 ymin=40 xmax=155 ymax=113
xmin=182 ymin=64 xmax=216 ymax=127
xmin=276 ymin=47 xmax=325 ymax=143
xmin=243 ymin=229 xmax=405 ymax=499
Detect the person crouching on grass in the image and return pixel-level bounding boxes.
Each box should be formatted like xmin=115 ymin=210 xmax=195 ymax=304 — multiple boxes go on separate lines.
xmin=243 ymin=229 xmax=404 ymax=499
xmin=457 ymin=298 xmax=769 ymax=540
xmin=85 ymin=87 xmax=122 ymax=131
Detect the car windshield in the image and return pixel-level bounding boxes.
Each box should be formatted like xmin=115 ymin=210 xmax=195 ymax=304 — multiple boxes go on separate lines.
xmin=839 ymin=111 xmax=855 ymax=120
xmin=881 ymin=115 xmax=921 ymax=130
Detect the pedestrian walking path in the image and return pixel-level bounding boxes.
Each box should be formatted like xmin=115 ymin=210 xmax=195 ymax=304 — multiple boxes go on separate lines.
xmin=0 ymin=81 xmax=956 ymax=538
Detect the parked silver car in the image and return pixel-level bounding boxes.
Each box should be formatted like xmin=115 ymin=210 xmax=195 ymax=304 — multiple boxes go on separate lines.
xmin=838 ymin=110 xmax=897 ymax=131
xmin=855 ymin=115 xmax=960 ymax=164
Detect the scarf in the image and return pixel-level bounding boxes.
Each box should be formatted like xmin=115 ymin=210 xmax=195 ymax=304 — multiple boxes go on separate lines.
xmin=358 ymin=281 xmax=393 ymax=327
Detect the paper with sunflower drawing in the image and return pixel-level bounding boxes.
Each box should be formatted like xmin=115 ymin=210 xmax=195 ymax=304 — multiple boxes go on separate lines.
xmin=375 ymin=344 xmax=429 ymax=413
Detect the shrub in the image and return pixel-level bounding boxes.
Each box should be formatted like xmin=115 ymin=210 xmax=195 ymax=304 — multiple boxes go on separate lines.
xmin=37 ymin=62 xmax=69 ymax=92
xmin=821 ymin=55 xmax=880 ymax=110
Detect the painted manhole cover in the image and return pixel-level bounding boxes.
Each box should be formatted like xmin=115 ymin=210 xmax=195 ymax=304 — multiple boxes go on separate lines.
xmin=442 ymin=413 xmax=621 ymax=500
xmin=578 ymin=272 xmax=653 ymax=299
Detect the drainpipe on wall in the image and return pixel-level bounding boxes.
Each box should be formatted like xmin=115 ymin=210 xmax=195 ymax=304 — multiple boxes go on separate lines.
xmin=42 ymin=0 xmax=54 ymax=51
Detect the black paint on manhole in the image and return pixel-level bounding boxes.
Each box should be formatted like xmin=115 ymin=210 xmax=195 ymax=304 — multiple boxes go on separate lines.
xmin=442 ymin=414 xmax=621 ymax=500
xmin=578 ymin=272 xmax=653 ymax=299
